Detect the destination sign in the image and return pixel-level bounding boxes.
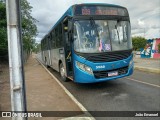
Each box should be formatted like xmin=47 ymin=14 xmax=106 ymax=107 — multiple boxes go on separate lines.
xmin=82 ymin=8 xmax=118 ymax=15
xmin=74 ymin=6 xmax=128 ymax=16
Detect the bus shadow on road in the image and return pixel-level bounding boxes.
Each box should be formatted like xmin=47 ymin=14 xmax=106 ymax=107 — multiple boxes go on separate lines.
xmin=48 ymin=66 xmax=124 ymax=90
xmin=47 ymin=66 xmax=133 ymax=104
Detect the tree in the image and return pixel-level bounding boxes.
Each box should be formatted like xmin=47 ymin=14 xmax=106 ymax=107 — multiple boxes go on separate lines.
xmin=132 ymin=36 xmax=147 ymax=51
xmin=21 ymin=0 xmax=38 ymax=55
xmin=0 ymin=0 xmax=37 ymax=58
xmin=32 ymin=43 xmax=41 ymax=53
xmin=0 ymin=1 xmax=7 ymax=56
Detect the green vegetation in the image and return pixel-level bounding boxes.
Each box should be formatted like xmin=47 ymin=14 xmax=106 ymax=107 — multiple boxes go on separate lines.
xmin=132 ymin=36 xmax=147 ymax=51
xmin=0 ymin=1 xmax=7 ymax=56
xmin=21 ymin=0 xmax=38 ymax=55
xmin=0 ymin=0 xmax=37 ymax=58
xmin=32 ymin=43 xmax=41 ymax=53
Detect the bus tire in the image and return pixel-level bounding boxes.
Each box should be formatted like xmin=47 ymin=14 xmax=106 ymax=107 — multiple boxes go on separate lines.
xmin=60 ymin=63 xmax=68 ymax=82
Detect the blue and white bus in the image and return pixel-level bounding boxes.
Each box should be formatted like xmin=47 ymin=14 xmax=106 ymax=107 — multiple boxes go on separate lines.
xmin=41 ymin=3 xmax=134 ymax=83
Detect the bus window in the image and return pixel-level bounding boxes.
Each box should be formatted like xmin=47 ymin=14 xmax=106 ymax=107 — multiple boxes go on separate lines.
xmin=51 ymin=31 xmax=56 ymax=48
xmin=55 ymin=24 xmax=63 ymax=48
xmin=108 ymin=20 xmax=131 ymax=51
xmin=55 ymin=28 xmax=58 ymax=48
xmin=59 ymin=24 xmax=63 ymax=47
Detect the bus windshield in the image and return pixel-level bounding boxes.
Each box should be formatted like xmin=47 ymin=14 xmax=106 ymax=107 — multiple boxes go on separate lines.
xmin=74 ymin=20 xmax=132 ymax=53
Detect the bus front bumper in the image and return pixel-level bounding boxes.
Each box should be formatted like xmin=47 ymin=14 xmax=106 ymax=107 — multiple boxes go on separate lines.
xmin=74 ymin=63 xmax=134 ymax=83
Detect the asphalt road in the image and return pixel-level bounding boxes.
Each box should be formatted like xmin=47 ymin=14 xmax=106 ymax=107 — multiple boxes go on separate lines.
xmin=37 ymin=54 xmax=159 ymax=120
xmin=47 ymin=67 xmax=160 ymax=120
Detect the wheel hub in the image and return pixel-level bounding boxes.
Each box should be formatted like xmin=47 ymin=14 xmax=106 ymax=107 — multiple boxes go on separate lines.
xmin=60 ymin=66 xmax=65 ymax=78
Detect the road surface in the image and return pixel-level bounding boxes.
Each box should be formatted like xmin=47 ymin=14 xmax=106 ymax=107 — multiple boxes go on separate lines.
xmin=48 ymin=67 xmax=160 ymax=120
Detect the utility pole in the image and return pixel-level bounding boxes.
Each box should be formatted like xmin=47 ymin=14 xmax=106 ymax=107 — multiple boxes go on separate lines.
xmin=6 ymin=0 xmax=27 ymax=120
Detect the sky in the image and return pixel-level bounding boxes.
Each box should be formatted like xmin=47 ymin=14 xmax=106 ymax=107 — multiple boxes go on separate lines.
xmin=27 ymin=0 xmax=160 ymax=43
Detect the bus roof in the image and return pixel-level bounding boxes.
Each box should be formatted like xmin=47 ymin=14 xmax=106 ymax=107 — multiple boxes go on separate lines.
xmin=42 ymin=3 xmax=127 ymax=41
xmin=77 ymin=3 xmax=125 ymax=8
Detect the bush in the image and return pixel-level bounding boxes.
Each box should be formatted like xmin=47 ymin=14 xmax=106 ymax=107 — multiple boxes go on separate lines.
xmin=132 ymin=36 xmax=147 ymax=51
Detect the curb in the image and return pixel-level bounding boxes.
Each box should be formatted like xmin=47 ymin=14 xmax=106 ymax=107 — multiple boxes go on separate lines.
xmin=134 ymin=66 xmax=160 ymax=74
xmin=36 ymin=57 xmax=95 ymax=120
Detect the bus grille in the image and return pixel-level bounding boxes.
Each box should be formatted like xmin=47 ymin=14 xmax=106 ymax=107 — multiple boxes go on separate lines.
xmin=93 ymin=66 xmax=128 ymax=79
xmin=86 ymin=51 xmax=131 ymax=62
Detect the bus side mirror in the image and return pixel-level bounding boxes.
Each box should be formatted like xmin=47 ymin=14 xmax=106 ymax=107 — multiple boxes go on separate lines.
xmin=68 ymin=21 xmax=72 ymax=32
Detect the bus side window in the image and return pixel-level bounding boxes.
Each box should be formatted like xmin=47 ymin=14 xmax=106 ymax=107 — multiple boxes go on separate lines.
xmin=55 ymin=23 xmax=63 ymax=48
xmin=51 ymin=30 xmax=55 ymax=48
xmin=73 ymin=24 xmax=80 ymax=50
xmin=59 ymin=23 xmax=63 ymax=47
xmin=55 ymin=28 xmax=58 ymax=48
xmin=48 ymin=35 xmax=50 ymax=50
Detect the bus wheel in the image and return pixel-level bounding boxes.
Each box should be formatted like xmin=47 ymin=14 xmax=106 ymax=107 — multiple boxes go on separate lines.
xmin=60 ymin=63 xmax=68 ymax=82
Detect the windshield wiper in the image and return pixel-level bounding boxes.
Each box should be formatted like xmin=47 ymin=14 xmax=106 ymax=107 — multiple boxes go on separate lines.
xmin=115 ymin=25 xmax=120 ymax=44
xmin=90 ymin=17 xmax=100 ymax=42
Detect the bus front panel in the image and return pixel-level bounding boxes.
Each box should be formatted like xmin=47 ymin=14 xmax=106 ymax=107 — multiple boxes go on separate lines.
xmin=72 ymin=52 xmax=133 ymax=83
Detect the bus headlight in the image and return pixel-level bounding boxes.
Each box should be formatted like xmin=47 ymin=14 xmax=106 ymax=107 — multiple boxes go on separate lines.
xmin=76 ymin=61 xmax=93 ymax=75
xmin=129 ymin=59 xmax=133 ymax=68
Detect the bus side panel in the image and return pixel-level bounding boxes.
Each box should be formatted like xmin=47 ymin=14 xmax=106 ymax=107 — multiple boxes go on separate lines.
xmin=42 ymin=50 xmax=49 ymax=65
xmin=58 ymin=47 xmax=66 ymax=74
xmin=50 ymin=47 xmax=66 ymax=73
xmin=50 ymin=48 xmax=59 ymax=71
xmin=48 ymin=50 xmax=52 ymax=66
xmin=50 ymin=49 xmax=56 ymax=69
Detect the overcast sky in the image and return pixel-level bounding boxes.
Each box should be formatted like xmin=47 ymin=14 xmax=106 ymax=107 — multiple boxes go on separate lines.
xmin=27 ymin=0 xmax=160 ymax=43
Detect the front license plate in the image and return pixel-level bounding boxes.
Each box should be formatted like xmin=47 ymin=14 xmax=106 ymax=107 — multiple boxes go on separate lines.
xmin=108 ymin=71 xmax=118 ymax=77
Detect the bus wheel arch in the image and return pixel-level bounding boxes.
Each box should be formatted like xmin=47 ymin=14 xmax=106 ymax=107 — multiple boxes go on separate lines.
xmin=59 ymin=61 xmax=68 ymax=82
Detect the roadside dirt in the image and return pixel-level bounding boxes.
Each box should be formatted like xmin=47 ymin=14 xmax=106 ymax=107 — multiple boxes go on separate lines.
xmin=0 ymin=55 xmax=82 ymax=120
xmin=0 ymin=61 xmax=11 ymax=112
xmin=0 ymin=61 xmax=11 ymax=120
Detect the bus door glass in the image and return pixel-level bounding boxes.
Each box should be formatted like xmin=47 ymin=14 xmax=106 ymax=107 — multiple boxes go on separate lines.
xmin=63 ymin=19 xmax=73 ymax=76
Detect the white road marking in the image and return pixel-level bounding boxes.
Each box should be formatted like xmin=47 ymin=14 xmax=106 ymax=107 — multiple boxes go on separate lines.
xmin=36 ymin=58 xmax=95 ymax=120
xmin=126 ymin=77 xmax=160 ymax=88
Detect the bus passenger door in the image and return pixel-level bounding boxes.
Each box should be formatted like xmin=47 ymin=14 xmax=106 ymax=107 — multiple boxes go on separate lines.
xmin=63 ymin=19 xmax=73 ymax=78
